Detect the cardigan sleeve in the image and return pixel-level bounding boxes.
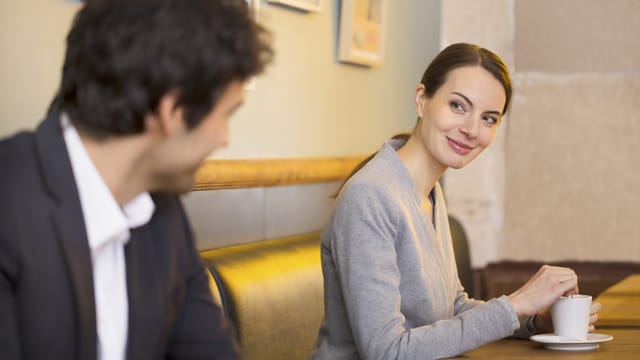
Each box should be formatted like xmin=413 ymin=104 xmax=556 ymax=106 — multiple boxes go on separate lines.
xmin=453 ymin=280 xmax=538 ymax=339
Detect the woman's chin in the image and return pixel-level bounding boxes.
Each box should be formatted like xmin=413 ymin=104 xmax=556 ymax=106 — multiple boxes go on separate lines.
xmin=445 ymin=152 xmax=480 ymax=170
xmin=446 ymin=158 xmax=469 ymax=170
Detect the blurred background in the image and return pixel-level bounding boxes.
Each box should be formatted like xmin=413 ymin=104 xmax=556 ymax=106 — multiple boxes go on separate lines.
xmin=1 ymin=0 xmax=638 ymax=297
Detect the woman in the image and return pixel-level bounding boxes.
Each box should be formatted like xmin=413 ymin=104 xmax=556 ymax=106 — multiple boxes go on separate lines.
xmin=310 ymin=43 xmax=599 ymax=359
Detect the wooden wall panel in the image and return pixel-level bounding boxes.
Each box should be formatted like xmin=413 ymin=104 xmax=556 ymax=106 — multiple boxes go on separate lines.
xmin=193 ymin=156 xmax=366 ymax=191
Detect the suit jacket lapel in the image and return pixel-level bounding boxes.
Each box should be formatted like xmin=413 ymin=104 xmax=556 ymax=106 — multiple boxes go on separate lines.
xmin=126 ymin=225 xmax=163 ymax=360
xmin=35 ymin=112 xmax=97 ymax=359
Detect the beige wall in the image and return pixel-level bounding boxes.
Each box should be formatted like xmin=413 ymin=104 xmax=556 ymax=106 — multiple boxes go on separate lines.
xmin=505 ymin=0 xmax=640 ymax=262
xmin=0 ymin=0 xmax=439 ymax=159
xmin=514 ymin=0 xmax=639 ymax=73
xmin=6 ymin=1 xmax=634 ymax=261
xmin=440 ymin=0 xmax=514 ymax=267
xmin=442 ymin=0 xmax=640 ymax=266
xmin=506 ymin=73 xmax=640 ymax=261
xmin=0 ymin=0 xmax=79 ymax=134
xmin=0 ymin=1 xmax=441 ymax=249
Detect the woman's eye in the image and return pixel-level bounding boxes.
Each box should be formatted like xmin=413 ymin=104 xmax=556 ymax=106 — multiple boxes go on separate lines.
xmin=483 ymin=116 xmax=498 ymax=125
xmin=450 ymin=101 xmax=465 ymax=112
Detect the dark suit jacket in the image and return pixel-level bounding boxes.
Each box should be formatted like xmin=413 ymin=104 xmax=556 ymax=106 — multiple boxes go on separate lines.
xmin=0 ymin=113 xmax=240 ymax=359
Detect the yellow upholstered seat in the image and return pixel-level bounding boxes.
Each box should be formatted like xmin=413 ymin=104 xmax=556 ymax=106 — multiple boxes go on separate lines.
xmin=201 ymin=232 xmax=323 ymax=360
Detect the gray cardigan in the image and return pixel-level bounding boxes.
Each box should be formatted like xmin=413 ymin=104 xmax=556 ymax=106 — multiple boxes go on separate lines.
xmin=311 ymin=140 xmax=534 ymax=360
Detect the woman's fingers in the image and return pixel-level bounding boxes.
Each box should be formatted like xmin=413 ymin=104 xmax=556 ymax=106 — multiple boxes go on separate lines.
xmin=560 ymin=280 xmax=578 ymax=297
xmin=555 ymin=270 xmax=578 ymax=296
xmin=589 ymin=301 xmax=601 ymax=326
xmin=509 ymin=265 xmax=580 ymax=316
xmin=590 ymin=301 xmax=602 ymax=315
xmin=586 ymin=302 xmax=601 ymax=332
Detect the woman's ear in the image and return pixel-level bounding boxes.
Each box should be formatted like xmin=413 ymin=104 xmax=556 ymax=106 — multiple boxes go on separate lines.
xmin=145 ymin=89 xmax=184 ymax=137
xmin=415 ymin=84 xmax=427 ymax=119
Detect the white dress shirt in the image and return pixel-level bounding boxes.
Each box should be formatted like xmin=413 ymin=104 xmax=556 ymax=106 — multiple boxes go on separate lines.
xmin=61 ymin=115 xmax=155 ymax=360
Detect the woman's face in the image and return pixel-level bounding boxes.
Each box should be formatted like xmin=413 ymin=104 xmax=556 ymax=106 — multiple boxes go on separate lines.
xmin=415 ymin=65 xmax=506 ymax=170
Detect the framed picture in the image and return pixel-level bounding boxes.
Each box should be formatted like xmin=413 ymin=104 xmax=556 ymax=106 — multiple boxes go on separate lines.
xmin=245 ymin=0 xmax=260 ymax=90
xmin=338 ymin=0 xmax=387 ymax=67
xmin=267 ymin=0 xmax=321 ymax=13
xmin=246 ymin=0 xmax=259 ymax=18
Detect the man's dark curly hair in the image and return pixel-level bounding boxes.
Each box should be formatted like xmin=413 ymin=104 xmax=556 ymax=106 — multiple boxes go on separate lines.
xmin=51 ymin=0 xmax=273 ymax=139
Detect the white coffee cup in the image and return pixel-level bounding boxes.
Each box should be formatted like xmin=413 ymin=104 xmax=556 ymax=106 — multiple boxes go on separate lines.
xmin=551 ymin=294 xmax=592 ymax=341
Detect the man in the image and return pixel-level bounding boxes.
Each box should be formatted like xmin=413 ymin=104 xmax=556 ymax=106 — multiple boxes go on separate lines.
xmin=0 ymin=0 xmax=272 ymax=359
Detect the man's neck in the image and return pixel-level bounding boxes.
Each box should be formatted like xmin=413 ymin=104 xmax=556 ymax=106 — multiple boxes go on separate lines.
xmin=79 ymin=132 xmax=155 ymax=206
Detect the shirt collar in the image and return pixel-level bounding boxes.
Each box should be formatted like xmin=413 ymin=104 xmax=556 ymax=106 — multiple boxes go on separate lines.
xmin=61 ymin=114 xmax=155 ymax=252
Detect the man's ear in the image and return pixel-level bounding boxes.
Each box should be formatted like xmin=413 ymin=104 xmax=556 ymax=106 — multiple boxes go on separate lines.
xmin=414 ymin=84 xmax=427 ymax=119
xmin=145 ymin=90 xmax=184 ymax=137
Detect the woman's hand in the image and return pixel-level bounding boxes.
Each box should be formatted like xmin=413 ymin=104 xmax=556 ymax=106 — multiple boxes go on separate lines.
xmin=587 ymin=301 xmax=602 ymax=332
xmin=508 ymin=265 xmax=578 ymax=317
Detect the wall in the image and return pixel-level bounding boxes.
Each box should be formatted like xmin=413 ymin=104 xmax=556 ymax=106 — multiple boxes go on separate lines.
xmin=441 ymin=0 xmax=640 ymax=266
xmin=440 ymin=0 xmax=514 ymax=268
xmin=218 ymin=0 xmax=440 ymax=158
xmin=0 ymin=0 xmax=79 ymax=134
xmin=3 ymin=1 xmax=637 ymax=260
xmin=505 ymin=0 xmax=640 ymax=262
xmin=186 ymin=0 xmax=441 ymax=249
xmin=0 ymin=0 xmax=441 ymax=249
xmin=0 ymin=0 xmax=439 ymax=157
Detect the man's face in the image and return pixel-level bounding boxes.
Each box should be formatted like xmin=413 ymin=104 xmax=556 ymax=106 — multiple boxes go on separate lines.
xmin=151 ymin=80 xmax=245 ymax=193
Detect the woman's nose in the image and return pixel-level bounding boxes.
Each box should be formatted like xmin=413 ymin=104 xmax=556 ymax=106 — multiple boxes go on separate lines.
xmin=458 ymin=118 xmax=479 ymax=139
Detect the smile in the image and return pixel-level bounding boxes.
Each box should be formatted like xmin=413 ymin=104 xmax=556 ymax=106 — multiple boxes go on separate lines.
xmin=446 ymin=137 xmax=475 ymax=155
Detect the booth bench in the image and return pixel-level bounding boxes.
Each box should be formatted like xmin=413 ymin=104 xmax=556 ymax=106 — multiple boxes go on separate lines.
xmin=201 ymin=232 xmax=323 ymax=360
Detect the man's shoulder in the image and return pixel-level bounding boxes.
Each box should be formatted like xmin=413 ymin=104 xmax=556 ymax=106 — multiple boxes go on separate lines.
xmin=0 ymin=130 xmax=39 ymax=186
xmin=0 ymin=129 xmax=35 ymax=156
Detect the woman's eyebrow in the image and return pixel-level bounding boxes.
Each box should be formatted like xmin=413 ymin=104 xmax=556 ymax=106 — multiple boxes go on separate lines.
xmin=452 ymin=91 xmax=502 ymax=116
xmin=452 ymin=92 xmax=473 ymax=107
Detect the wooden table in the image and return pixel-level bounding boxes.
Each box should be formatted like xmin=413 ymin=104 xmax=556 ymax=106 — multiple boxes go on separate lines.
xmin=454 ymin=277 xmax=640 ymax=358
xmin=455 ymin=329 xmax=640 ymax=359
xmin=595 ymin=274 xmax=640 ymax=329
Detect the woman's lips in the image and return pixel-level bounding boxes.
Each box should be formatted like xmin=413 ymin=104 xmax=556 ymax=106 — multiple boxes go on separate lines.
xmin=447 ymin=137 xmax=474 ymax=155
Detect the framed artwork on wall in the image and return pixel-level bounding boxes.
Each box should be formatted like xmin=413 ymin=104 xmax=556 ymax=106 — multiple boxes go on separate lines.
xmin=267 ymin=0 xmax=321 ymax=13
xmin=338 ymin=0 xmax=387 ymax=67
xmin=246 ymin=0 xmax=259 ymax=18
xmin=245 ymin=0 xmax=260 ymax=90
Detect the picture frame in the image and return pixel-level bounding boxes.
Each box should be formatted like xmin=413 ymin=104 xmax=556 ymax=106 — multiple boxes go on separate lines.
xmin=267 ymin=0 xmax=322 ymax=13
xmin=338 ymin=0 xmax=387 ymax=67
xmin=245 ymin=0 xmax=260 ymax=90
xmin=246 ymin=0 xmax=259 ymax=18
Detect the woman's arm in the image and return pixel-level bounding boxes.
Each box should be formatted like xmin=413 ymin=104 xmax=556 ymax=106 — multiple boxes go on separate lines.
xmin=330 ymin=185 xmax=520 ymax=360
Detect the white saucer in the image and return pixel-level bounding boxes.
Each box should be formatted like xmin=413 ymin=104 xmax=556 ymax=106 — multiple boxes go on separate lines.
xmin=530 ymin=333 xmax=613 ymax=351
